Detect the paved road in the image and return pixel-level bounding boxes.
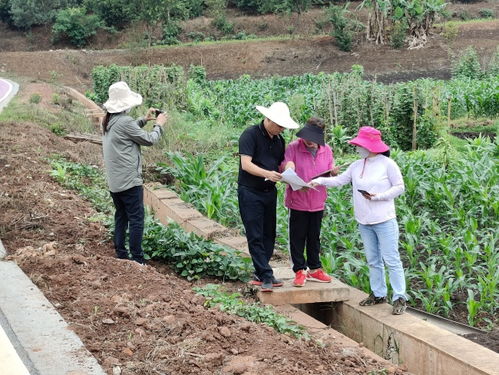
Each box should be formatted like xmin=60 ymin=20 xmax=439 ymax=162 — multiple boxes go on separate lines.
xmin=0 ymin=77 xmax=18 ymax=111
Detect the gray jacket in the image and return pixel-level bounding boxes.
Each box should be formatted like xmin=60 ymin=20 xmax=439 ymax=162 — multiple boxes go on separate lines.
xmin=102 ymin=112 xmax=163 ymax=193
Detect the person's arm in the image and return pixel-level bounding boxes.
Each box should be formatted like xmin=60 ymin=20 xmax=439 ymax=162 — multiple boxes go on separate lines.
xmin=241 ymin=155 xmax=282 ymax=182
xmin=371 ymin=160 xmax=405 ymax=201
xmin=123 ymin=112 xmax=167 ymax=146
xmin=311 ymin=165 xmax=352 ymax=187
xmin=137 ymin=108 xmax=162 ymax=128
xmin=279 ymin=141 xmax=296 ymax=172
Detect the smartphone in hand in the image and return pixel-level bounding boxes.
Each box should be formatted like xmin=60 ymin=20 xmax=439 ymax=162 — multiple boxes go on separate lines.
xmin=357 ymin=189 xmax=371 ymax=196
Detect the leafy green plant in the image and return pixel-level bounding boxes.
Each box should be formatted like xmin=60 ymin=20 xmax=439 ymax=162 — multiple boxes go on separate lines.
xmin=478 ymin=8 xmax=494 ymax=19
xmin=452 ymin=47 xmax=482 ymax=79
xmin=143 ymin=220 xmax=252 ymax=281
xmin=327 ymin=4 xmax=363 ymax=52
xmin=212 ymin=14 xmax=234 ymax=34
xmin=194 ymin=284 xmax=308 ymax=338
xmin=390 ymin=20 xmax=407 ymax=49
xmin=29 ymin=93 xmax=41 ymax=104
xmin=52 ymin=7 xmax=103 ymax=48
xmin=161 ymin=20 xmax=181 ymax=45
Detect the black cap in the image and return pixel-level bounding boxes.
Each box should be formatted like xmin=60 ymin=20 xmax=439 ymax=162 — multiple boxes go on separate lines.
xmin=296 ymin=124 xmax=325 ymax=146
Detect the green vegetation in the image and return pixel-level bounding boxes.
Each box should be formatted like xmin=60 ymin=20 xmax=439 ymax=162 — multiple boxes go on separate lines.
xmin=87 ymin=59 xmax=499 ymax=327
xmin=159 ymin=134 xmax=498 ymax=328
xmin=142 ymin=218 xmax=252 ymax=281
xmin=52 ymin=7 xmax=103 ymax=47
xmin=92 ymin=62 xmax=499 ymax=151
xmin=194 ymin=284 xmax=308 ymax=338
xmin=327 ymin=4 xmax=364 ymax=52
xmin=2 ymin=0 xmax=482 ymax=48
xmin=0 ymin=97 xmax=94 ymax=135
xmin=48 ymin=157 xmax=252 ymax=282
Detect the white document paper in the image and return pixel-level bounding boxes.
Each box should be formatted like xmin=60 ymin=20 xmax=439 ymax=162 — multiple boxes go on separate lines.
xmin=281 ymin=168 xmax=315 ymax=191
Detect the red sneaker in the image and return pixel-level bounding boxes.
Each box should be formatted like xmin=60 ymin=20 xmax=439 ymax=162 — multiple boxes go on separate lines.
xmin=293 ymin=270 xmax=307 ymax=287
xmin=307 ymin=269 xmax=332 ymax=283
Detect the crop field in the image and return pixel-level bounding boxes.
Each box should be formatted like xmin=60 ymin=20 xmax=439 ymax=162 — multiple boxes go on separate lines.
xmin=86 ymin=61 xmax=499 ymax=329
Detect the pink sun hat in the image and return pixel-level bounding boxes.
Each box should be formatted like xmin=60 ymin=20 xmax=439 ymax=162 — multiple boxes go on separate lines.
xmin=348 ymin=126 xmax=390 ymax=153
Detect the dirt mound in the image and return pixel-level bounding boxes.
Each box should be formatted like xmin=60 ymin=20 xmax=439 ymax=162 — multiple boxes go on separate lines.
xmin=0 ymin=91 xmax=406 ymax=374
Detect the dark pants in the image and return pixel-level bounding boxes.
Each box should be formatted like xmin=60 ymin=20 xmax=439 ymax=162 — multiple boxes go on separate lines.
xmin=289 ymin=208 xmax=323 ymax=272
xmin=238 ymin=185 xmax=277 ymax=282
xmin=110 ymin=185 xmax=145 ymax=264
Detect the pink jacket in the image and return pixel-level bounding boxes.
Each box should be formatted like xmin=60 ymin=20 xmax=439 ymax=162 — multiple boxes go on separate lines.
xmin=282 ymin=139 xmax=334 ymax=212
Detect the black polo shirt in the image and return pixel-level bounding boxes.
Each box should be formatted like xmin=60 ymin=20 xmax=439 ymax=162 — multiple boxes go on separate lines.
xmin=238 ymin=121 xmax=285 ymax=191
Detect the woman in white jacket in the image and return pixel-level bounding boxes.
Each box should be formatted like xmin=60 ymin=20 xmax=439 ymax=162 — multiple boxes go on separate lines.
xmin=312 ymin=126 xmax=408 ymax=315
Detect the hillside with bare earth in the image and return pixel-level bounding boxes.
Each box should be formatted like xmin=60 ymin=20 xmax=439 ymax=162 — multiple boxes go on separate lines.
xmin=0 ymin=4 xmax=498 ymax=92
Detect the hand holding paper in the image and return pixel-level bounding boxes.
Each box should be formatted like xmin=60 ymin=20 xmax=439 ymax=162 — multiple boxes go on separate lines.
xmin=281 ymin=168 xmax=317 ymax=191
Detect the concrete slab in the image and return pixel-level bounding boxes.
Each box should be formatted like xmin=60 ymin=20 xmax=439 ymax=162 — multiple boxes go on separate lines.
xmin=214 ymin=236 xmax=250 ymax=257
xmin=0 ymin=238 xmax=6 ymax=259
xmin=330 ymin=283 xmax=499 ymax=375
xmin=274 ymin=304 xmax=396 ymax=367
xmin=182 ymin=218 xmax=228 ymax=240
xmin=0 ymin=261 xmax=106 ymax=375
xmin=0 ymin=324 xmax=30 ymax=375
xmin=257 ymin=278 xmax=350 ymax=305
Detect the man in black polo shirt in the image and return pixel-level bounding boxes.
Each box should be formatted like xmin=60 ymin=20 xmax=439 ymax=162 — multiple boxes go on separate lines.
xmin=238 ymin=102 xmax=299 ymax=292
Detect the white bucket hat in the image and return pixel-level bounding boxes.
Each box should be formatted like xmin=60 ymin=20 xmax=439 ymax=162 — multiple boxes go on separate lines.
xmin=255 ymin=102 xmax=299 ymax=129
xmin=103 ymin=81 xmax=143 ymax=113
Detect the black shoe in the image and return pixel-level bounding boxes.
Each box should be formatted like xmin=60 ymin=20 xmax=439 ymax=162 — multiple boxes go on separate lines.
xmin=261 ymin=280 xmax=273 ymax=292
xmin=249 ymin=274 xmax=283 ymax=287
xmin=392 ymin=298 xmax=407 ymax=315
xmin=271 ymin=277 xmax=283 ymax=287
xmin=359 ymin=293 xmax=387 ymax=306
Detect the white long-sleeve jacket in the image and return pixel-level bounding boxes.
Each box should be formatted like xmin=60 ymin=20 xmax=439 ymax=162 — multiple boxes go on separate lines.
xmin=313 ymin=154 xmax=405 ymax=225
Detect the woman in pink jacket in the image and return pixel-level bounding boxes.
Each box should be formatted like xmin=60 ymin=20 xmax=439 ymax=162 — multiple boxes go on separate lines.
xmin=282 ymin=117 xmax=338 ymax=287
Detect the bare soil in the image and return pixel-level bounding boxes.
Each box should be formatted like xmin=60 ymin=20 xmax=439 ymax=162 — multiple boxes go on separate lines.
xmin=0 ymin=86 xmax=410 ymax=374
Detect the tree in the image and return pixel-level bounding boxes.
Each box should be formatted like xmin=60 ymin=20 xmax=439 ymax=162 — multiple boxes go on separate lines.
xmin=361 ymin=0 xmax=447 ymax=49
xmin=9 ymin=0 xmax=81 ymax=29
xmin=83 ymin=0 xmax=136 ymax=29
xmin=52 ymin=7 xmax=103 ymax=47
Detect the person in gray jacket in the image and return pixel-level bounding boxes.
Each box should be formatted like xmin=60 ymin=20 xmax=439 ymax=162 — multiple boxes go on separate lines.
xmin=102 ymin=81 xmax=167 ymax=264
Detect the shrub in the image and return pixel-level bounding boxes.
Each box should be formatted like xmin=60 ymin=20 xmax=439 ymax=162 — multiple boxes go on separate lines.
xmin=29 ymin=93 xmax=42 ymax=104
xmin=188 ymin=65 xmax=206 ymax=84
xmin=478 ymin=8 xmax=494 ymax=19
xmin=233 ymin=31 xmax=256 ymax=40
xmin=212 ymin=14 xmax=234 ymax=34
xmin=187 ymin=31 xmax=206 ymax=42
xmin=391 ymin=21 xmax=407 ymax=49
xmin=327 ymin=4 xmax=363 ymax=52
xmin=52 ymin=7 xmax=103 ymax=47
xmin=49 ymin=123 xmax=66 ymax=136
xmin=9 ymin=0 xmax=61 ymax=29
xmin=442 ymin=22 xmax=459 ymax=41
xmin=162 ymin=21 xmax=181 ymax=45
xmin=83 ymin=0 xmax=135 ymax=29
xmin=452 ymin=47 xmax=482 ymax=79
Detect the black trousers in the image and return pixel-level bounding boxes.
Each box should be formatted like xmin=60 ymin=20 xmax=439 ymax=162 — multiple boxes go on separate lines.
xmin=289 ymin=208 xmax=324 ymax=272
xmin=238 ymin=185 xmax=277 ymax=282
xmin=110 ymin=185 xmax=145 ymax=263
